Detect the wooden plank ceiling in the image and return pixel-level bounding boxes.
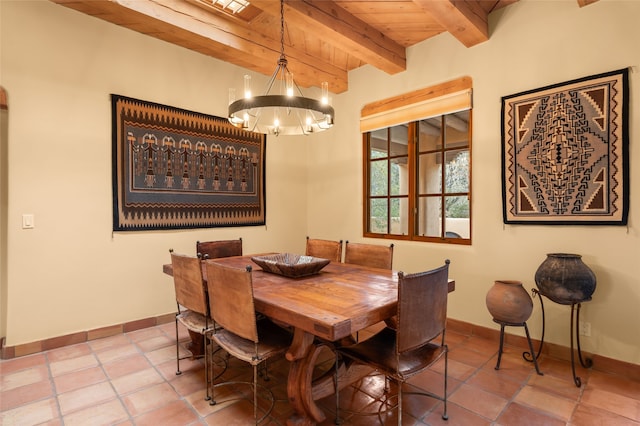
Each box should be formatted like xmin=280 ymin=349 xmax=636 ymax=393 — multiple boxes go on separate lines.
xmin=50 ymin=0 xmax=594 ymax=94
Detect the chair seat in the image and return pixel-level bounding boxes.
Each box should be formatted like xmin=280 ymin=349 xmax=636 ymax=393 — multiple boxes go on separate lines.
xmin=339 ymin=327 xmax=446 ymax=379
xmin=177 ymin=309 xmax=210 ymax=333
xmin=211 ymin=319 xmax=292 ymax=365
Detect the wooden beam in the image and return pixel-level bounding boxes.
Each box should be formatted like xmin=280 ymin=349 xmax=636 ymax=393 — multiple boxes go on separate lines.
xmin=252 ymin=0 xmax=406 ymax=75
xmin=412 ymin=0 xmax=489 ymax=47
xmin=125 ymin=0 xmax=349 ymax=90
xmin=577 ymin=0 xmax=600 ymax=7
xmin=51 ymin=0 xmax=348 ymax=91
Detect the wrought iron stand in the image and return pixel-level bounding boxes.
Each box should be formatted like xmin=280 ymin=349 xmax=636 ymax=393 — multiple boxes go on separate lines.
xmin=494 ymin=317 xmax=543 ymax=376
xmin=529 ymin=289 xmax=593 ymax=387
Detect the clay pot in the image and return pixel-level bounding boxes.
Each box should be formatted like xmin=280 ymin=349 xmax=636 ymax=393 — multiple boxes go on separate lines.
xmin=534 ymin=253 xmax=596 ymax=305
xmin=486 ymin=280 xmax=533 ymax=324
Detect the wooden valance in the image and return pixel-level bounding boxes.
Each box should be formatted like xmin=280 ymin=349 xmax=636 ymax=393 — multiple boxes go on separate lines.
xmin=360 ymin=76 xmax=472 ymax=132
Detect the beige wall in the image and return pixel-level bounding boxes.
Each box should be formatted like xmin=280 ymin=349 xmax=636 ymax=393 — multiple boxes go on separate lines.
xmin=1 ymin=0 xmax=639 ymax=365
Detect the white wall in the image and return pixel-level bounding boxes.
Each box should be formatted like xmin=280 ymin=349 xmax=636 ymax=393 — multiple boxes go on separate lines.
xmin=0 ymin=0 xmax=308 ymax=347
xmin=308 ymin=0 xmax=640 ymax=365
xmin=2 ymin=0 xmax=639 ymax=366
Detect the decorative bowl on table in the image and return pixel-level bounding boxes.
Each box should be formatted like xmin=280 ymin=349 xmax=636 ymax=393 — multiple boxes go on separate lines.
xmin=251 ymin=253 xmax=330 ymax=278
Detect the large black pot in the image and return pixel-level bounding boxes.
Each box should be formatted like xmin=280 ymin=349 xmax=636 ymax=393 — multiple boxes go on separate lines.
xmin=534 ymin=253 xmax=596 ymax=304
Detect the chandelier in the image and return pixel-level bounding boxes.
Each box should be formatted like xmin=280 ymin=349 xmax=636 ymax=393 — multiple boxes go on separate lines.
xmin=227 ymin=0 xmax=334 ymax=136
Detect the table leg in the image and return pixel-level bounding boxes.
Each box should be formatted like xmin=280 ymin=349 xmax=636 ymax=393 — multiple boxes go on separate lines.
xmin=285 ymin=329 xmax=375 ymax=426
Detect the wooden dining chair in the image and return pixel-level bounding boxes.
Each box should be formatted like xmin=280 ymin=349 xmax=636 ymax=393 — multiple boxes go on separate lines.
xmin=169 ymin=250 xmax=215 ymax=401
xmin=343 ymin=241 xmax=395 ymax=341
xmin=305 ymin=236 xmax=343 ymax=262
xmin=335 ymin=260 xmax=451 ymax=425
xmin=205 ymin=261 xmax=292 ymax=425
xmin=196 ymin=238 xmax=242 ymax=260
xmin=344 ymin=241 xmax=394 ymax=270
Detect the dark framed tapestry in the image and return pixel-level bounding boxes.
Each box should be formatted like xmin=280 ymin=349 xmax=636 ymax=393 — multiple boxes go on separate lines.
xmin=501 ymin=68 xmax=629 ymax=225
xmin=112 ymin=94 xmax=266 ymax=231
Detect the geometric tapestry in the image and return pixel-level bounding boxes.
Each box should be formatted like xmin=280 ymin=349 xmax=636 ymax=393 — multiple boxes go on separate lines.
xmin=501 ymin=68 xmax=629 ymax=225
xmin=112 ymin=94 xmax=266 ymax=231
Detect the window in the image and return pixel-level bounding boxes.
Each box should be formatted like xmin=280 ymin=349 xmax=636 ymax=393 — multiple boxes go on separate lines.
xmin=192 ymin=0 xmax=261 ymax=21
xmin=362 ymin=77 xmax=472 ymax=244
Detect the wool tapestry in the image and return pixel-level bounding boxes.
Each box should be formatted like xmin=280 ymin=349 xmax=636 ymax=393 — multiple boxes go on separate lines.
xmin=501 ymin=68 xmax=629 ymax=225
xmin=112 ymin=94 xmax=266 ymax=231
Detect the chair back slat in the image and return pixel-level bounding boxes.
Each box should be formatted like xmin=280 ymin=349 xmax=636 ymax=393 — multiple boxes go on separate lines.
xmin=396 ymin=260 xmax=450 ymax=353
xmin=171 ymin=253 xmax=208 ymax=315
xmin=344 ymin=241 xmax=394 ymax=270
xmin=305 ymin=237 xmax=343 ymax=262
xmin=206 ymin=262 xmax=258 ymax=343
xmin=196 ymin=238 xmax=242 ymax=260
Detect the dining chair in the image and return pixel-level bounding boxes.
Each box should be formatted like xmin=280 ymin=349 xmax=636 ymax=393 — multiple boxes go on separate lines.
xmin=344 ymin=241 xmax=395 ymax=340
xmin=196 ymin=237 xmax=242 ymax=260
xmin=335 ymin=260 xmax=451 ymax=425
xmin=169 ymin=250 xmax=214 ymax=400
xmin=204 ymin=261 xmax=293 ymax=425
xmin=344 ymin=241 xmax=394 ymax=270
xmin=305 ymin=236 xmax=343 ymax=262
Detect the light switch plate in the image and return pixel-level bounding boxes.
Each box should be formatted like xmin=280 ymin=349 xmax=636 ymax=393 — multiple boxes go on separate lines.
xmin=22 ymin=214 xmax=35 ymax=229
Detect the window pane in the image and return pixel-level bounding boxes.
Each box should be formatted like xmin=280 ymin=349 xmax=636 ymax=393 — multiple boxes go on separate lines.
xmin=417 ymin=196 xmax=441 ymax=237
xmin=445 ymin=195 xmax=469 ymax=238
xmin=418 ymin=117 xmax=442 ymax=152
xmin=390 ymin=157 xmax=408 ymax=196
xmin=369 ymin=198 xmax=388 ymax=233
xmin=370 ymin=128 xmax=387 ymax=159
xmin=444 ymin=110 xmax=469 ymax=148
xmin=444 ymin=149 xmax=469 ymax=193
xmin=370 ymin=159 xmax=387 ymax=196
xmin=389 ymin=125 xmax=408 ymax=157
xmin=390 ymin=197 xmax=408 ymax=235
xmin=418 ymin=152 xmax=442 ymax=194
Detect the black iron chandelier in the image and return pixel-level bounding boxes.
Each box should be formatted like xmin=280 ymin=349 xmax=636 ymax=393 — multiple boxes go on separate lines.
xmin=227 ymin=0 xmax=334 ymax=136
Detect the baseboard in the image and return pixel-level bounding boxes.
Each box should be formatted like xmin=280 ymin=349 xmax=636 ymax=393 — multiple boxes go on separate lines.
xmin=446 ymin=318 xmax=640 ymax=382
xmin=0 ymin=313 xmax=175 ymax=359
xmin=2 ymin=316 xmax=638 ymax=382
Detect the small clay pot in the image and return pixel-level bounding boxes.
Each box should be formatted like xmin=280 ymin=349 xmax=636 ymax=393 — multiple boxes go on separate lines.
xmin=486 ymin=280 xmax=533 ymax=324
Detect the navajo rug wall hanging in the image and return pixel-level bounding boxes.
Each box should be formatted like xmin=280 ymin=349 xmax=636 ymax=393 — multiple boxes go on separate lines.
xmin=112 ymin=94 xmax=266 ymax=231
xmin=501 ymin=68 xmax=629 ymax=225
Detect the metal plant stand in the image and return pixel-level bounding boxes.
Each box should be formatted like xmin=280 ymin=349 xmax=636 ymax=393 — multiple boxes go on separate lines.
xmin=529 ymin=289 xmax=593 ymax=387
xmin=494 ymin=317 xmax=543 ymax=376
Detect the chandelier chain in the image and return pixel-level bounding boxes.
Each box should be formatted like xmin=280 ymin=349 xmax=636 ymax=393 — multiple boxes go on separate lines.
xmin=279 ymin=0 xmax=285 ymax=61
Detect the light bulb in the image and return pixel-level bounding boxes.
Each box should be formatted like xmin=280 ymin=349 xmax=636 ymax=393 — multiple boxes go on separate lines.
xmin=286 ymin=72 xmax=294 ymax=97
xmin=305 ymin=114 xmax=313 ymax=132
xmin=321 ymin=81 xmax=329 ymax=105
xmin=229 ymin=88 xmax=236 ymax=105
xmin=244 ymin=75 xmax=252 ymax=99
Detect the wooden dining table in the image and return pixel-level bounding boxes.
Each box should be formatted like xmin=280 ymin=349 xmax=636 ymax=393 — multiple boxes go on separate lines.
xmin=163 ymin=254 xmax=454 ymax=425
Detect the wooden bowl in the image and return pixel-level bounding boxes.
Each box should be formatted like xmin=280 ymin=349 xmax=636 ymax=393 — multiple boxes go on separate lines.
xmin=251 ymin=253 xmax=330 ymax=278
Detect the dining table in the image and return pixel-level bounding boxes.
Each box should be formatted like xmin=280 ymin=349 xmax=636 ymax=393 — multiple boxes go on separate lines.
xmin=163 ymin=253 xmax=455 ymax=425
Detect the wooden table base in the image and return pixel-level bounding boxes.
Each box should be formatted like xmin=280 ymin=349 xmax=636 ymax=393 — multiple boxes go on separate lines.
xmin=285 ymin=329 xmax=374 ymax=425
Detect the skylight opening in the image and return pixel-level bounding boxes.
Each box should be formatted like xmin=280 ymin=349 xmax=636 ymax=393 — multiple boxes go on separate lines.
xmin=214 ymin=0 xmax=250 ymax=14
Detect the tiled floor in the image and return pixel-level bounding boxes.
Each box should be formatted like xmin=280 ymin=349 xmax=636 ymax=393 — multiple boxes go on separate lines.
xmin=2 ymin=321 xmax=639 ymax=426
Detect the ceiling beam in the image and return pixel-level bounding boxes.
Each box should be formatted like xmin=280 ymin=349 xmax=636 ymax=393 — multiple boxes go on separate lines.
xmin=52 ymin=0 xmax=348 ymax=92
xmin=125 ymin=0 xmax=349 ymax=91
xmin=251 ymin=0 xmax=406 ymax=75
xmin=412 ymin=0 xmax=489 ymax=47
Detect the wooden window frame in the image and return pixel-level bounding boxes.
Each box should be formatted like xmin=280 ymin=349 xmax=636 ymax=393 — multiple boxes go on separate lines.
xmin=361 ymin=77 xmax=472 ymax=245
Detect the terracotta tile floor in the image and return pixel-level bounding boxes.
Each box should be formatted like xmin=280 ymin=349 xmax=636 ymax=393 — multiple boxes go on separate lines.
xmin=2 ymin=322 xmax=640 ymax=425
